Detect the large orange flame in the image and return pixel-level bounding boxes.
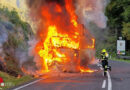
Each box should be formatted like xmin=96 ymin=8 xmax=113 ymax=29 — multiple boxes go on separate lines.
xmin=34 ymin=0 xmax=95 ymax=74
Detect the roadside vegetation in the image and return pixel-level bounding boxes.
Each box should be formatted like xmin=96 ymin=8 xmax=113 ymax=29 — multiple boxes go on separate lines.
xmin=96 ymin=0 xmax=130 ymax=61
xmin=0 ymin=7 xmax=34 ymax=89
xmin=0 ymin=71 xmax=33 ymax=89
xmin=110 ymin=58 xmax=130 ymax=63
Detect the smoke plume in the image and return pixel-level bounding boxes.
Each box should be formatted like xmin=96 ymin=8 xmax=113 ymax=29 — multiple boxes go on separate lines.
xmin=76 ymin=0 xmax=108 ymax=29
xmin=26 ymin=0 xmax=108 ymax=29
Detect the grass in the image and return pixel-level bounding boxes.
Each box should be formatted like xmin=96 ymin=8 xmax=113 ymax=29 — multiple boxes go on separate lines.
xmin=0 ymin=71 xmax=33 ymax=90
xmin=110 ymin=57 xmax=130 ymax=63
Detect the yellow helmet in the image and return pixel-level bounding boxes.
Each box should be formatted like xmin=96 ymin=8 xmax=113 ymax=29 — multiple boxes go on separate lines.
xmin=102 ymin=49 xmax=106 ymax=53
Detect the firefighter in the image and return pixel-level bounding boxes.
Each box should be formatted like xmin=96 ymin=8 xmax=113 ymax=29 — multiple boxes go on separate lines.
xmin=100 ymin=49 xmax=111 ymax=76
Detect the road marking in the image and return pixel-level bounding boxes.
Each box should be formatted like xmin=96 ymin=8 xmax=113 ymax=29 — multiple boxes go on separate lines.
xmin=97 ymin=63 xmax=112 ymax=90
xmin=14 ymin=78 xmax=43 ymax=90
xmin=107 ymin=71 xmax=112 ymax=90
xmin=102 ymin=80 xmax=106 ymax=88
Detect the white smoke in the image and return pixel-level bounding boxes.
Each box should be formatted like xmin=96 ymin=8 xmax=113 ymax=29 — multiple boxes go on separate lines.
xmin=0 ymin=23 xmax=8 ymax=60
xmin=0 ymin=24 xmax=8 ymax=45
xmin=15 ymin=49 xmax=29 ymax=66
xmin=76 ymin=0 xmax=108 ymax=29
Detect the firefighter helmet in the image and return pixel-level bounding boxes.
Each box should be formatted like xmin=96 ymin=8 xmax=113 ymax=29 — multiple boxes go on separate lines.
xmin=102 ymin=49 xmax=106 ymax=53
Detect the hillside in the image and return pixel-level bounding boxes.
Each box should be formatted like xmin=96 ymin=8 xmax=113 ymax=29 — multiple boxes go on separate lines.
xmin=0 ymin=7 xmax=33 ymax=77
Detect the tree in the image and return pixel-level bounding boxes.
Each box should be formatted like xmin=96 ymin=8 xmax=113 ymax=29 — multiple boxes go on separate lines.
xmin=105 ymin=0 xmax=130 ymax=39
xmin=105 ymin=0 xmax=124 ymax=29
xmin=122 ymin=22 xmax=130 ymax=40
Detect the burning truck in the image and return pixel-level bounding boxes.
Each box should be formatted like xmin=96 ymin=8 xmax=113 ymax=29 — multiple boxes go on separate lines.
xmin=35 ymin=25 xmax=95 ymax=73
xmin=24 ymin=0 xmax=96 ymax=75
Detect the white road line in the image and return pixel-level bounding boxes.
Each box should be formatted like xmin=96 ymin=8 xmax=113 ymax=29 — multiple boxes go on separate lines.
xmin=97 ymin=63 xmax=112 ymax=90
xmin=13 ymin=78 xmax=43 ymax=90
xmin=102 ymin=80 xmax=106 ymax=88
xmin=107 ymin=71 xmax=112 ymax=90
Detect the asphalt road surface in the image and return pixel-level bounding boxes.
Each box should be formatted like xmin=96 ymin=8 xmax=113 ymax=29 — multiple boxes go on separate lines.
xmin=12 ymin=60 xmax=130 ymax=90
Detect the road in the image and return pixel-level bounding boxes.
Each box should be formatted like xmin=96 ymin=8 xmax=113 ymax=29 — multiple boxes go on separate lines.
xmin=12 ymin=60 xmax=130 ymax=90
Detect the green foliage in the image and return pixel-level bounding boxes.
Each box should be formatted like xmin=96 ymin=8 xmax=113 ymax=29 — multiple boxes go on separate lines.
xmin=105 ymin=0 xmax=124 ymax=29
xmin=104 ymin=0 xmax=130 ymax=57
xmin=122 ymin=22 xmax=130 ymax=40
xmin=0 ymin=7 xmax=32 ymax=40
xmin=9 ymin=10 xmax=21 ymax=25
xmin=110 ymin=58 xmax=130 ymax=63
xmin=126 ymin=50 xmax=130 ymax=56
xmin=20 ymin=22 xmax=30 ymax=40
xmin=0 ymin=7 xmax=33 ymax=79
xmin=0 ymin=7 xmax=20 ymax=25
xmin=95 ymin=35 xmax=117 ymax=57
xmin=7 ymin=34 xmax=23 ymax=48
xmin=0 ymin=71 xmax=33 ymax=89
xmin=105 ymin=0 xmax=130 ymax=38
xmin=122 ymin=6 xmax=130 ymax=22
xmin=0 ymin=7 xmax=10 ymax=16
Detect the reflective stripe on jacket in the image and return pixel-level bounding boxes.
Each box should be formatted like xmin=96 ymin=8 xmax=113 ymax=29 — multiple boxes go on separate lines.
xmin=100 ymin=52 xmax=108 ymax=61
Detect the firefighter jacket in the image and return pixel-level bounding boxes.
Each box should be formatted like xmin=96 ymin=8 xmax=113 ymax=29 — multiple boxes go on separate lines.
xmin=100 ymin=52 xmax=109 ymax=61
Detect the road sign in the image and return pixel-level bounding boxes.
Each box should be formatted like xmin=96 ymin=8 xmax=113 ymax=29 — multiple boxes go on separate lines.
xmin=117 ymin=40 xmax=125 ymax=55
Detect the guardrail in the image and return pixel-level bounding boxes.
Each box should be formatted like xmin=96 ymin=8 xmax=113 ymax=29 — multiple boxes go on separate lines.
xmin=117 ymin=56 xmax=130 ymax=60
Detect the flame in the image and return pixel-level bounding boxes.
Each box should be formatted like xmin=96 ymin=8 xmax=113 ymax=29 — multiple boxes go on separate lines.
xmin=38 ymin=25 xmax=80 ymax=73
xmin=17 ymin=75 xmax=21 ymax=79
xmin=34 ymin=0 xmax=95 ymax=74
xmin=87 ymin=38 xmax=95 ymax=48
xmin=79 ymin=67 xmax=94 ymax=73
